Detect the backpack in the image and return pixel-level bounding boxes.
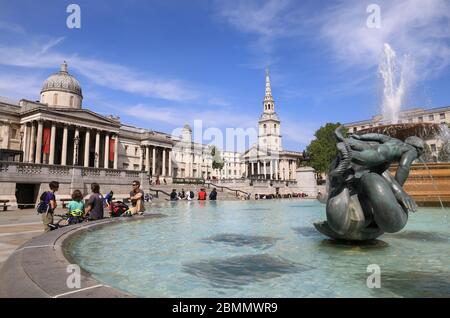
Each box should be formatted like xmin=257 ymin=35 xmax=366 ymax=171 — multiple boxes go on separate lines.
xmin=110 ymin=201 xmax=129 ymax=217
xmin=190 ymin=191 xmax=194 ymax=199
xmin=36 ymin=191 xmax=50 ymax=214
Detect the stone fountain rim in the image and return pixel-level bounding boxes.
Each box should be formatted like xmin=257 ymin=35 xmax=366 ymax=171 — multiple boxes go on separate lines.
xmin=0 ymin=213 xmax=166 ymax=298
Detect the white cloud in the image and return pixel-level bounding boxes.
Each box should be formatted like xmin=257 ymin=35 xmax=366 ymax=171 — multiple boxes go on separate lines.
xmin=0 ymin=21 xmax=26 ymax=34
xmin=123 ymin=103 xmax=255 ymax=128
xmin=319 ymin=0 xmax=450 ymax=77
xmin=214 ymin=0 xmax=309 ymax=67
xmin=0 ymin=40 xmax=199 ymax=102
xmin=0 ymin=73 xmax=42 ymax=100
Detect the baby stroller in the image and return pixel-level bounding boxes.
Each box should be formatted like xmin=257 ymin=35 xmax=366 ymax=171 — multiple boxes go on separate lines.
xmin=110 ymin=201 xmax=129 ymax=217
xmin=48 ymin=209 xmax=87 ymax=231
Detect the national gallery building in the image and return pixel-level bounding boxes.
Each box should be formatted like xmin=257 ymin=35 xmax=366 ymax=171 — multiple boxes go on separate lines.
xmin=0 ymin=62 xmax=304 ymax=206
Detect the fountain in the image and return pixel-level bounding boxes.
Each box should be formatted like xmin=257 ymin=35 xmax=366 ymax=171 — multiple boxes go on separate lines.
xmin=314 ymin=44 xmax=450 ymax=241
xmin=379 ymin=43 xmax=407 ymax=124
xmin=356 ymin=44 xmax=450 ymax=206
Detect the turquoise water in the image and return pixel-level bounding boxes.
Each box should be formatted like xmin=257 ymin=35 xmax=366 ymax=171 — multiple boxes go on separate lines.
xmin=67 ymin=200 xmax=450 ymax=297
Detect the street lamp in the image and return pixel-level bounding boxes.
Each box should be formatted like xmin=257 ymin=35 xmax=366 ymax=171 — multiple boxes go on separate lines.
xmin=19 ymin=131 xmax=24 ymax=162
xmin=74 ymin=135 xmax=80 ymax=166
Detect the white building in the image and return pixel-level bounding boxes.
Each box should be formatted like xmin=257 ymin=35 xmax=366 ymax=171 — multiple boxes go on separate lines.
xmin=344 ymin=107 xmax=450 ymax=159
xmin=242 ymin=69 xmax=303 ymax=180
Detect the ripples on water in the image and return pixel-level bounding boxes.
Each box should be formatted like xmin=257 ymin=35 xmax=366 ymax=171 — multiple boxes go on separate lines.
xmin=68 ymin=200 xmax=450 ymax=297
xmin=201 ymin=233 xmax=279 ymax=249
xmin=183 ymin=254 xmax=313 ymax=288
xmin=384 ymin=230 xmax=450 ymax=243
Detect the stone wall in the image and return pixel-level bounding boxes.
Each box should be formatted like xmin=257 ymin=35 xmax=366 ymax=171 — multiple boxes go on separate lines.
xmin=0 ymin=161 xmax=146 ymax=208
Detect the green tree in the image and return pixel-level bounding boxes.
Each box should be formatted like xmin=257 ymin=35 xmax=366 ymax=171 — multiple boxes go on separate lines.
xmin=305 ymin=123 xmax=343 ymax=174
xmin=210 ymin=146 xmax=224 ymax=169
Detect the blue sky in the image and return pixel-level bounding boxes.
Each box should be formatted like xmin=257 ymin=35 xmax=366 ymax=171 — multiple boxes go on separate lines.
xmin=1 ymin=0 xmax=450 ymax=152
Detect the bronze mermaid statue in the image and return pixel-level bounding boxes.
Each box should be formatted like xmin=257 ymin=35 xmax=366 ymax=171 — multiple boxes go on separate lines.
xmin=314 ymin=126 xmax=424 ymax=241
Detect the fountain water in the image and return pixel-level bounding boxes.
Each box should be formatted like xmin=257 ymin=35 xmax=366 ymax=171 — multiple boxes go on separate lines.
xmin=379 ymin=43 xmax=408 ymax=124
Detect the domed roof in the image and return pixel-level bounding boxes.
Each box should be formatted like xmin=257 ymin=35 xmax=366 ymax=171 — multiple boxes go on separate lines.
xmin=41 ymin=62 xmax=82 ymax=97
xmin=183 ymin=124 xmax=192 ymax=131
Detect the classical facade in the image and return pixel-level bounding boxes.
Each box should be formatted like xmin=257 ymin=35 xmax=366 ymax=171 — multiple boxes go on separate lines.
xmin=0 ymin=62 xmax=304 ymax=206
xmin=242 ymin=70 xmax=303 ymax=180
xmin=344 ymin=106 xmax=450 ymax=158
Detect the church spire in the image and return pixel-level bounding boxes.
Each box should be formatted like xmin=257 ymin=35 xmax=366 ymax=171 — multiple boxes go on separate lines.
xmin=263 ymin=67 xmax=274 ymax=113
xmin=265 ymin=67 xmax=272 ymax=98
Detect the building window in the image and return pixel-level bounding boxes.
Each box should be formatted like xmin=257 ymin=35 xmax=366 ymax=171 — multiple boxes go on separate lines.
xmin=135 ymin=147 xmax=138 ymax=156
xmin=11 ymin=128 xmax=17 ymax=139
xmin=418 ymin=116 xmax=423 ymax=122
xmin=353 ymin=127 xmax=357 ymax=133
xmin=263 ymin=124 xmax=267 ymax=134
xmin=440 ymin=113 xmax=446 ymax=120
xmin=53 ymin=93 xmax=58 ymax=105
xmin=429 ymin=114 xmax=434 ymax=121
xmin=124 ymin=145 xmax=128 ymax=153
xmin=430 ymin=144 xmax=437 ymax=152
xmin=361 ymin=126 xmax=365 ymax=129
xmin=70 ymin=96 xmax=74 ymax=107
xmin=133 ymin=164 xmax=139 ymax=170
xmin=408 ymin=118 xmax=413 ymax=123
xmin=123 ymin=163 xmax=129 ymax=170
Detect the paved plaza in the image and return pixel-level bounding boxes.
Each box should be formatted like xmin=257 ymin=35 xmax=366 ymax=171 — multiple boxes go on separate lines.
xmin=0 ymin=208 xmax=65 ymax=268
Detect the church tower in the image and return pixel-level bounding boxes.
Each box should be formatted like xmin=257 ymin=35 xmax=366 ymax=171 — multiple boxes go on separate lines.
xmin=258 ymin=68 xmax=282 ymax=152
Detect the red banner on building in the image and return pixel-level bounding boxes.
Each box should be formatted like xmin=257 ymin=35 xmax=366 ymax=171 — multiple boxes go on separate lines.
xmin=42 ymin=127 xmax=51 ymax=154
xmin=109 ymin=139 xmax=115 ymax=161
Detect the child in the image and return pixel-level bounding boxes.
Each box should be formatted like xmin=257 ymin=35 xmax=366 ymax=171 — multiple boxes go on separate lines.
xmin=67 ymin=190 xmax=85 ymax=219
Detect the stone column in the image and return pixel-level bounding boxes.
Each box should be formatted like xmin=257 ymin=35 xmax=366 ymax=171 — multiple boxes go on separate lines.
xmin=114 ymin=135 xmax=119 ymax=169
xmin=35 ymin=121 xmax=44 ymax=164
xmin=28 ymin=122 xmax=36 ymax=163
xmin=22 ymin=124 xmax=28 ymax=162
xmin=104 ymin=133 xmax=110 ymax=168
xmin=139 ymin=147 xmax=144 ymax=171
xmin=49 ymin=122 xmax=56 ymax=165
xmin=61 ymin=125 xmax=68 ymax=166
xmin=168 ymin=150 xmax=172 ymax=176
xmin=146 ymin=146 xmax=150 ymax=173
xmin=95 ymin=131 xmax=100 ymax=168
xmin=263 ymin=160 xmax=267 ymax=179
xmin=251 ymin=162 xmax=255 ymax=176
xmin=270 ymin=160 xmax=273 ymax=180
xmin=162 ymin=148 xmax=166 ymax=176
xmin=84 ymin=129 xmax=90 ymax=167
xmin=152 ymin=146 xmax=156 ymax=176
xmin=190 ymin=153 xmax=194 ymax=177
xmin=257 ymin=161 xmax=260 ymax=176
xmin=275 ymin=160 xmax=279 ymax=180
xmin=73 ymin=127 xmax=80 ymax=165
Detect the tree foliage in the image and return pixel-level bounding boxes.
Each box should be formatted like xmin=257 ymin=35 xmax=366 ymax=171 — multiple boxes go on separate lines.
xmin=210 ymin=146 xmax=224 ymax=169
xmin=305 ymin=123 xmax=343 ymax=174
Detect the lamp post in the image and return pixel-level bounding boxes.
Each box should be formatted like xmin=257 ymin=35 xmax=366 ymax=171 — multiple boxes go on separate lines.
xmin=19 ymin=131 xmax=24 ymax=162
xmin=74 ymin=135 xmax=80 ymax=166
